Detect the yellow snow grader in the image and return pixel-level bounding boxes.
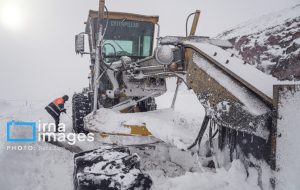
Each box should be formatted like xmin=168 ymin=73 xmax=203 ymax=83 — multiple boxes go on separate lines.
xmin=71 ymin=0 xmax=300 ymax=189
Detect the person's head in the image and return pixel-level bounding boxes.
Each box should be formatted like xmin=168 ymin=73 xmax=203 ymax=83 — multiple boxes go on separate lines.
xmin=62 ymin=95 xmax=69 ymax=101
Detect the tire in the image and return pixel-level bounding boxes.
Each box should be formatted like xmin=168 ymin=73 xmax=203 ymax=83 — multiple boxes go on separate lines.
xmin=73 ymin=147 xmax=152 ymax=190
xmin=72 ymin=92 xmax=92 ymax=134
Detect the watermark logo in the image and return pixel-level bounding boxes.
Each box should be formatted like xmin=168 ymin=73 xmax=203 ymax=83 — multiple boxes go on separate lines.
xmin=6 ymin=120 xmax=36 ymax=142
xmin=5 ymin=120 xmax=94 ymax=147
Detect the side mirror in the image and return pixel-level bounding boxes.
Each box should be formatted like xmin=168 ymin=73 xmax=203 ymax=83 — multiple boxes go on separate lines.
xmin=75 ymin=33 xmax=85 ymax=54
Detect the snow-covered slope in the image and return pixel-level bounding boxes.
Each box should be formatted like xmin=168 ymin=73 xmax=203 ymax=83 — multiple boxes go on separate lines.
xmin=217 ymin=4 xmax=300 ymax=80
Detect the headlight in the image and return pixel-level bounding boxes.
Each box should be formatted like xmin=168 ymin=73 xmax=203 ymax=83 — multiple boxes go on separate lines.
xmin=155 ymin=45 xmax=174 ymax=65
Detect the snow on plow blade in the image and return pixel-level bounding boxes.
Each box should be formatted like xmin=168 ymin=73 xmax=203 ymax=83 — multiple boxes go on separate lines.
xmin=83 ymin=108 xmax=200 ymax=147
xmin=99 ymin=125 xmax=152 ymax=137
xmin=84 ymin=109 xmax=153 ymax=137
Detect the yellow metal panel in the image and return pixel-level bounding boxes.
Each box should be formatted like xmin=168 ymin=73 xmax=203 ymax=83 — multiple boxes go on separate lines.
xmin=124 ymin=125 xmax=152 ymax=136
xmin=99 ymin=124 xmax=152 ymax=138
xmin=89 ymin=10 xmax=159 ymax=24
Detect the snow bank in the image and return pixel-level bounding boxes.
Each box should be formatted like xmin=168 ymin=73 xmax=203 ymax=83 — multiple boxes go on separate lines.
xmin=153 ymin=160 xmax=262 ymax=190
xmin=0 ymin=143 xmax=74 ymax=190
xmin=276 ymin=86 xmax=300 ymax=190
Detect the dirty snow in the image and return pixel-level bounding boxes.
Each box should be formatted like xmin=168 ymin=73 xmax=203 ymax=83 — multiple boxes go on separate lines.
xmin=191 ymin=53 xmax=270 ymax=116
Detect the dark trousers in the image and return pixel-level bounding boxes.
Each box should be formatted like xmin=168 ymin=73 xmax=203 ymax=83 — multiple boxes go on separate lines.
xmin=45 ymin=107 xmax=60 ymax=132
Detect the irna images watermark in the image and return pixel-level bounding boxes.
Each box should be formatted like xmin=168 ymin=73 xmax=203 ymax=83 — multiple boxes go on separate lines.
xmin=5 ymin=120 xmax=94 ymax=149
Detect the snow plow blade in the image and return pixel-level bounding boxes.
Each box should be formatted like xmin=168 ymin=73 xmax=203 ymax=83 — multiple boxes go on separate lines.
xmin=98 ymin=124 xmax=152 ymax=137
xmin=180 ymin=40 xmax=274 ymax=165
xmin=181 ymin=38 xmax=300 ymax=175
xmin=83 ymin=108 xmax=159 ymax=138
xmin=83 ymin=108 xmax=203 ymax=147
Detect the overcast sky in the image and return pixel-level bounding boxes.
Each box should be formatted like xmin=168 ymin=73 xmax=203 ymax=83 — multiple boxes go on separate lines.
xmin=0 ymin=0 xmax=299 ymax=102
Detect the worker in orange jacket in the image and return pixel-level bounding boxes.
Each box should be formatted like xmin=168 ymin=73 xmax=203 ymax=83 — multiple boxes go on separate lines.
xmin=45 ymin=95 xmax=69 ymax=132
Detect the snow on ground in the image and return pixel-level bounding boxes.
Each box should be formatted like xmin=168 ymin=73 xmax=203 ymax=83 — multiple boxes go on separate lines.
xmin=0 ymin=99 xmax=26 ymax=119
xmin=0 ymin=100 xmax=74 ymax=190
xmin=154 ymin=160 xmax=261 ymax=190
xmin=0 ymin=81 xmax=268 ymax=190
xmin=84 ymin=79 xmax=269 ymax=190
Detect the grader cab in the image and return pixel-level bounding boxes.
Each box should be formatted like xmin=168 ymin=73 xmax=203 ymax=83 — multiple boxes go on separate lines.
xmin=82 ymin=10 xmax=158 ymax=59
xmin=73 ymin=5 xmax=162 ymax=134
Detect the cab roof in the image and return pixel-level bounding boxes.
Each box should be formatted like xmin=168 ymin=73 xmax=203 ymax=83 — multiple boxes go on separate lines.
xmin=88 ymin=10 xmax=159 ymax=24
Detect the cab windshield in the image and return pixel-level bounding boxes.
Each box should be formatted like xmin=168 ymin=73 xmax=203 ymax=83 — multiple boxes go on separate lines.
xmin=103 ymin=19 xmax=154 ymax=58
